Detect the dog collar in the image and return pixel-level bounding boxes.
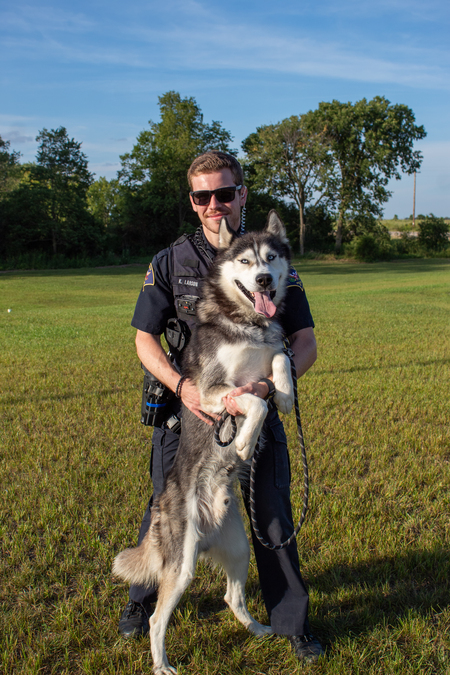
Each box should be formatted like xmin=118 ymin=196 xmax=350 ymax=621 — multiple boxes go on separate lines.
xmin=260 ymin=378 xmax=276 ymax=400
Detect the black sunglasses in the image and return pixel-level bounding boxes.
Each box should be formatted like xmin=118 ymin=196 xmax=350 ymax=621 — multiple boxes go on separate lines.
xmin=190 ymin=185 xmax=242 ymax=206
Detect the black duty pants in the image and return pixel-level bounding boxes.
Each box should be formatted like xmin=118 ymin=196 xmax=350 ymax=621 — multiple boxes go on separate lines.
xmin=129 ymin=406 xmax=310 ymax=636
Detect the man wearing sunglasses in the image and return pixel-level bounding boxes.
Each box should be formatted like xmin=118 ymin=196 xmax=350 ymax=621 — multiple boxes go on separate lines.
xmin=119 ymin=151 xmax=323 ymax=664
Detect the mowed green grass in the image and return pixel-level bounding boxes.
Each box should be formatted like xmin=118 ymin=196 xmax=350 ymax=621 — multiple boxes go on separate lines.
xmin=1 ymin=259 xmax=449 ymax=675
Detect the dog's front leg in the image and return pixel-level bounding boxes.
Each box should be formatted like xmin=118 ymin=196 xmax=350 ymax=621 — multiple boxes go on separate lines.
xmin=200 ymin=385 xmax=236 ymax=414
xmin=271 ymin=352 xmax=294 ymax=414
xmin=231 ymin=394 xmax=268 ymax=461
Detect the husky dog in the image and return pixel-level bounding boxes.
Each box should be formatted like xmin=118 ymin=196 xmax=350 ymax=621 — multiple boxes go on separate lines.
xmin=113 ymin=211 xmax=294 ymax=675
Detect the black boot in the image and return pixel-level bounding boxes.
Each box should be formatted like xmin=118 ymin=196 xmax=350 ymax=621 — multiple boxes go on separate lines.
xmin=118 ymin=600 xmax=150 ymax=638
xmin=288 ymin=633 xmax=325 ymax=662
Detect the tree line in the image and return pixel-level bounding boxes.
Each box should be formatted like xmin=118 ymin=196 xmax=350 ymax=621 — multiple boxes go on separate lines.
xmin=2 ymin=90 xmax=446 ymax=266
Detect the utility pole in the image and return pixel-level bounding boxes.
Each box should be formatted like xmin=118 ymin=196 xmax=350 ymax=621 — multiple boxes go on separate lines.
xmin=412 ymin=171 xmax=416 ymax=229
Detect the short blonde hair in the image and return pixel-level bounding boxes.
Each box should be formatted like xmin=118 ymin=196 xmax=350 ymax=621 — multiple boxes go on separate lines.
xmin=187 ymin=151 xmax=244 ymax=189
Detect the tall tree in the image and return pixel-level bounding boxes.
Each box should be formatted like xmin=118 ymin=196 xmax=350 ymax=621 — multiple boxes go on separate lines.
xmin=34 ymin=126 xmax=96 ymax=254
xmin=87 ymin=176 xmax=121 ymax=229
xmin=242 ymin=116 xmax=333 ymax=254
xmin=0 ymin=136 xmax=21 ymax=197
xmin=119 ymin=91 xmax=235 ymax=246
xmin=304 ymin=97 xmax=426 ymax=252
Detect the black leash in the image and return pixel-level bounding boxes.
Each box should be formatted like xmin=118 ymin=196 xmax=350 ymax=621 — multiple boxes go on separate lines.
xmin=213 ymin=348 xmax=309 ymax=550
xmin=250 ymin=348 xmax=309 ymax=550
xmin=213 ymin=412 xmax=237 ymax=447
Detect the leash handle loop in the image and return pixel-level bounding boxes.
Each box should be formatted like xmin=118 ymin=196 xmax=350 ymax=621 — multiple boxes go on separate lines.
xmin=214 ymin=412 xmax=237 ymax=447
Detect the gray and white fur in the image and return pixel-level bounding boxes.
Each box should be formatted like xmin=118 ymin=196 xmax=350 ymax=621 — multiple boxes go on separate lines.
xmin=113 ymin=210 xmax=294 ymax=675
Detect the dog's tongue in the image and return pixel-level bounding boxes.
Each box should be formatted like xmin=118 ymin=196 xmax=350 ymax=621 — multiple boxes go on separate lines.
xmin=254 ymin=291 xmax=277 ymax=318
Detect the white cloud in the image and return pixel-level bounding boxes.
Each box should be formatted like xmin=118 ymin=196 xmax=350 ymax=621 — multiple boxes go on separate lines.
xmin=2 ymin=3 xmax=449 ymax=90
xmin=0 ymin=5 xmax=94 ymax=34
xmin=2 ymin=129 xmax=34 ymax=143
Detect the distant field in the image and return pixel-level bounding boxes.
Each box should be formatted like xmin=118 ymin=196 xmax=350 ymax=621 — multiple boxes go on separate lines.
xmin=381 ymin=218 xmax=450 ymax=233
xmin=1 ymin=260 xmax=449 ymax=674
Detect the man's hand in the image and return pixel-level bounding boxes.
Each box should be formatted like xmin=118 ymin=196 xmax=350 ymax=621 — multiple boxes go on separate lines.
xmin=221 ymin=326 xmax=317 ymax=418
xmin=180 ymin=378 xmax=218 ymax=425
xmin=222 ymin=381 xmax=270 ymax=416
xmin=136 ymin=330 xmax=217 ymax=426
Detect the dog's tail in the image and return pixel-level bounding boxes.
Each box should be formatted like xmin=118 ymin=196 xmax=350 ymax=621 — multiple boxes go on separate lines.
xmin=112 ymin=520 xmax=164 ymax=588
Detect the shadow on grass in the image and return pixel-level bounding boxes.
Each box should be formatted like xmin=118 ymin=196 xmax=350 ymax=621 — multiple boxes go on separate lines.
xmin=296 ymin=258 xmax=450 ymax=276
xmin=0 ymin=264 xmax=147 ymax=278
xmin=311 ymin=356 xmax=450 ymax=377
xmin=311 ymin=548 xmax=449 ymax=644
xmin=1 ymin=386 xmax=136 ymax=406
xmin=2 ymin=258 xmax=449 ymax=279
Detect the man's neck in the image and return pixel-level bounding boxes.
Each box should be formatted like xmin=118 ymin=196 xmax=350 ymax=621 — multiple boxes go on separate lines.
xmin=202 ymin=227 xmax=220 ymax=249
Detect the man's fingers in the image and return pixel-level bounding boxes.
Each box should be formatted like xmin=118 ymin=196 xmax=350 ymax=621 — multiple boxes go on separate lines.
xmin=192 ymin=408 xmax=220 ymax=425
xmin=223 ymin=395 xmax=243 ymax=416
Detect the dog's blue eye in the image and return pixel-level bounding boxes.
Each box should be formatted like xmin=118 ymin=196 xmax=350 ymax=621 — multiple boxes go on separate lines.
xmin=240 ymin=259 xmax=249 ymax=264
xmin=267 ymin=254 xmax=275 ymax=261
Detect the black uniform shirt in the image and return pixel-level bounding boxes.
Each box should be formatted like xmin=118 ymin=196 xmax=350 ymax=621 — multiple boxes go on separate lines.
xmin=132 ymin=233 xmax=315 ymax=338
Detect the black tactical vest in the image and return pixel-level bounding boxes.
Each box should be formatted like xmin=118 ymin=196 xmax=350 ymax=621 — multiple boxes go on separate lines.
xmin=168 ymin=229 xmax=215 ymax=337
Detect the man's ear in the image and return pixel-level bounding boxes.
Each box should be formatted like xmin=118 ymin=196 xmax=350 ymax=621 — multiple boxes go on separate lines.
xmin=265 ymin=210 xmax=289 ymax=244
xmin=218 ymin=217 xmax=237 ymax=249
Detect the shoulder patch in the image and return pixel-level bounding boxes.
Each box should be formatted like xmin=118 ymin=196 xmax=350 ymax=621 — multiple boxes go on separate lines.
xmin=143 ymin=264 xmax=155 ymax=288
xmin=287 ymin=266 xmax=304 ymax=290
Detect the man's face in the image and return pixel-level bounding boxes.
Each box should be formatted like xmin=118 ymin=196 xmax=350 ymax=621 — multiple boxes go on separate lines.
xmin=189 ymin=168 xmax=247 ymax=241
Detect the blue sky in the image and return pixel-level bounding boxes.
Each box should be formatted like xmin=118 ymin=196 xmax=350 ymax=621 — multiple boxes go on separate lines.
xmin=1 ymin=0 xmax=449 ymax=218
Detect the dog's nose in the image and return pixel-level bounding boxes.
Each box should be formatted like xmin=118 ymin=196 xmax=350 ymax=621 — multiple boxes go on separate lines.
xmin=256 ymin=273 xmax=273 ymax=288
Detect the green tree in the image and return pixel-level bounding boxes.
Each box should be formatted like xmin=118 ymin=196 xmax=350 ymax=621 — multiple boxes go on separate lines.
xmin=35 ymin=126 xmax=95 ymax=254
xmin=118 ymin=91 xmax=235 ymax=249
xmin=0 ymin=136 xmax=21 ymax=197
xmin=0 ymin=166 xmax=50 ymax=257
xmin=87 ymin=176 xmax=121 ymax=228
xmin=303 ymin=204 xmax=335 ymax=252
xmin=305 ymin=97 xmax=426 ymax=252
xmin=418 ymin=214 xmax=449 ymax=251
xmin=242 ymin=116 xmax=333 ymax=254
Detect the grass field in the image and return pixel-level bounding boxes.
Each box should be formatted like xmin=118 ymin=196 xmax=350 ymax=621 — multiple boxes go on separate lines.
xmin=1 ymin=259 xmax=449 ymax=674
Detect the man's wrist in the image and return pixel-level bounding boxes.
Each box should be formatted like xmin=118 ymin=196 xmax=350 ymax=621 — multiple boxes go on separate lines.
xmin=175 ymin=375 xmax=187 ymax=398
xmin=259 ymin=378 xmax=276 ymax=400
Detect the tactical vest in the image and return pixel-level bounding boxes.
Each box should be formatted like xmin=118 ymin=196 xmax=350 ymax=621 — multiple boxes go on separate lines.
xmin=167 ymin=230 xmax=215 ymax=352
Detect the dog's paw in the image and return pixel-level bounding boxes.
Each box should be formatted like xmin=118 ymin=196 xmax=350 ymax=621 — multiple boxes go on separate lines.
xmin=248 ymin=622 xmax=273 ymax=637
xmin=235 ymin=425 xmax=260 ymax=460
xmin=274 ymin=390 xmax=294 ymax=414
xmin=235 ymin=437 xmax=256 ymax=462
xmin=153 ymin=666 xmax=178 ymax=675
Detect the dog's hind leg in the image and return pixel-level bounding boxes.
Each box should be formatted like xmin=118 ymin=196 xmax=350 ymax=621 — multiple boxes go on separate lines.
xmin=150 ymin=555 xmax=196 ymax=675
xmin=208 ymin=502 xmax=272 ymax=637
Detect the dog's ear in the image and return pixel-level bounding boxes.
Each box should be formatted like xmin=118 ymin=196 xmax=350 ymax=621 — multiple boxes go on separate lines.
xmin=218 ymin=217 xmax=237 ymax=249
xmin=265 ymin=210 xmax=289 ymax=244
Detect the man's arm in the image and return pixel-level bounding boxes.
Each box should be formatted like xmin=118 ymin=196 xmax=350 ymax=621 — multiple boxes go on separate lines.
xmin=135 ymin=329 xmax=214 ymax=424
xmin=286 ymin=326 xmax=317 ymax=378
xmin=222 ymin=327 xmax=317 ymax=415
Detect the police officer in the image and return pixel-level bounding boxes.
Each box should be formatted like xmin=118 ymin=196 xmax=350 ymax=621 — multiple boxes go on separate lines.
xmin=118 ymin=151 xmax=324 ymax=663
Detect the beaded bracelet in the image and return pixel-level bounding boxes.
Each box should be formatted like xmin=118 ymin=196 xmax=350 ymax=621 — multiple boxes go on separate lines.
xmin=175 ymin=375 xmax=187 ymax=398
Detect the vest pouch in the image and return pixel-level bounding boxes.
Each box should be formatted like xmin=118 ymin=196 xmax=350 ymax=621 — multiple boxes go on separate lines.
xmin=165 ymin=316 xmax=191 ymax=359
xmin=140 ymin=367 xmax=175 ymax=427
